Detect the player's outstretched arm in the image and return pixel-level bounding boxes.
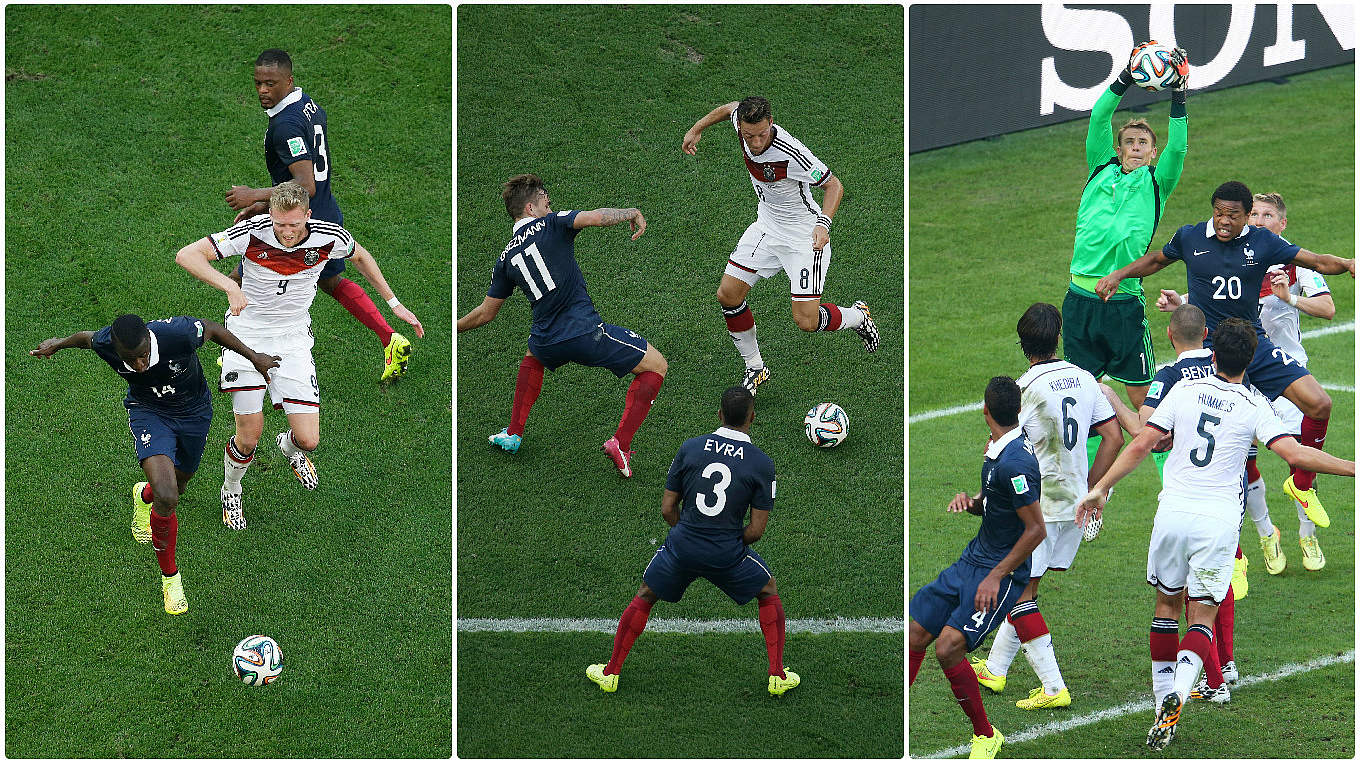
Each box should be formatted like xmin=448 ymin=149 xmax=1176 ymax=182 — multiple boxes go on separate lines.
xmin=1095 ymin=250 xmax=1174 ymax=300
xmin=1098 ymin=383 xmax=1140 ymax=436
xmin=176 ymin=238 xmax=249 ymax=315
xmin=1089 ymin=417 xmax=1125 ymax=487
xmin=1289 ymin=248 xmax=1356 ymax=278
xmin=573 ymin=208 xmax=646 ymax=240
xmin=30 ymin=331 xmax=95 ymax=357
xmin=682 ymin=101 xmax=740 ymax=155
xmin=348 ymin=243 xmax=425 ymax=338
xmin=1077 ymin=424 xmax=1160 ymax=523
xmin=742 ymin=507 xmax=770 ymax=545
xmin=202 ymin=319 xmax=280 ymax=378
xmin=457 ymin=296 xmax=506 ymax=334
xmin=1268 ymin=437 xmax=1356 ymax=478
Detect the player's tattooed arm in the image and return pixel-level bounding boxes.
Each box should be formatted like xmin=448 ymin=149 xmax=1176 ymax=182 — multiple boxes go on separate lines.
xmin=574 ymin=208 xmax=647 ymax=240
xmin=30 ymin=331 xmax=95 ymax=357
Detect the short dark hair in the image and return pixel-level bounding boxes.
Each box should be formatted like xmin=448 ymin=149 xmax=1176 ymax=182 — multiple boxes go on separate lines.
xmin=720 ymin=386 xmax=754 ymax=427
xmin=111 ymin=314 xmax=149 ymax=349
xmin=1212 ymin=181 xmax=1253 ymax=214
xmin=1168 ymin=303 xmax=1206 ymax=346
xmin=1016 ymin=302 xmax=1061 ymax=359
xmin=984 ymin=376 xmax=1022 ymax=427
xmin=501 ymin=173 xmax=545 ymax=220
xmin=736 ymin=96 xmax=771 ymax=124
xmin=1212 ymin=318 xmax=1257 ymax=376
xmin=256 ymin=49 xmax=293 ymax=72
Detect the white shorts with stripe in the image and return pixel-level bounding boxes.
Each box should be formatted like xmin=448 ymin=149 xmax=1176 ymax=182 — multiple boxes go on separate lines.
xmin=724 ymin=221 xmax=830 ymax=301
xmin=1031 ymin=520 xmax=1082 ymax=577
xmin=1146 ymin=508 xmax=1237 ymax=604
xmin=220 ymin=325 xmax=319 ymax=415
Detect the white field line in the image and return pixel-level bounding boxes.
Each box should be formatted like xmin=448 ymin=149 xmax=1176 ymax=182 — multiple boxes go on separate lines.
xmin=910 ymin=322 xmax=1355 ymax=424
xmin=915 ymin=649 xmax=1355 ymax=759
xmin=458 ymin=617 xmax=903 ymax=634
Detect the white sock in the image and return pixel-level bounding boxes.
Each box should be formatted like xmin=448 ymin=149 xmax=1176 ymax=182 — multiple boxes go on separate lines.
xmin=1246 ymin=477 xmax=1273 ymax=537
xmin=1021 ymin=633 xmax=1066 ymax=694
xmin=1152 ymin=659 xmax=1176 ymax=706
xmin=985 ymin=619 xmax=1021 ymax=677
xmin=1298 ymin=503 xmax=1317 ymax=537
xmin=1173 ymin=647 xmax=1205 ymax=702
xmin=223 ymin=436 xmax=253 ymax=490
xmin=727 ymin=327 xmax=763 ymax=369
xmin=279 ymin=431 xmax=315 ymax=456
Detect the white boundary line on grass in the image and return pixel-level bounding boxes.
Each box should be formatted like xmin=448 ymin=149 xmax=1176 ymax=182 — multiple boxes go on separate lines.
xmin=909 ymin=322 xmax=1355 ymax=424
xmin=916 ymin=649 xmax=1356 ymax=759
xmin=458 ymin=617 xmax=903 ymax=634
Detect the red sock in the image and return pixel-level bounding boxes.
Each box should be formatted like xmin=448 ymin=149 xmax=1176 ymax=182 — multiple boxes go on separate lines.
xmin=615 ymin=371 xmax=663 ymax=451
xmin=1150 ymin=619 xmax=1179 ymax=662
xmin=943 ymin=659 xmax=993 ymax=737
xmin=1293 ymin=416 xmax=1330 ymax=490
xmin=1202 ymin=619 xmax=1224 ymax=688
xmin=723 ymin=301 xmax=755 ymax=332
xmin=758 ymin=594 xmax=785 ymax=676
xmin=1245 ymin=457 xmax=1261 ymax=483
xmin=604 ymin=596 xmax=652 ymax=675
xmin=818 ymin=303 xmax=843 ymax=331
xmin=910 ymin=649 xmax=926 ymax=686
xmin=1216 ymin=587 xmax=1235 ymax=664
xmin=508 ymin=355 xmax=545 ymax=436
xmin=149 ymin=509 xmax=178 ymax=576
xmin=330 ymin=278 xmax=394 ymax=345
xmin=141 ymin=482 xmax=154 ymax=503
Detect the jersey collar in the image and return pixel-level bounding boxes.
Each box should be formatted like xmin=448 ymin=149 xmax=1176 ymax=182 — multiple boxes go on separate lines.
xmin=712 ymin=427 xmax=752 ymax=443
xmin=266 ymin=87 xmax=304 ymax=118
xmin=985 ymin=426 xmax=1023 ymax=460
xmin=1175 ymin=347 xmax=1213 ymax=361
xmin=1204 ymin=222 xmax=1249 ymax=240
xmin=125 ymin=331 xmax=161 ymax=372
xmin=511 ymin=215 xmax=539 ymax=234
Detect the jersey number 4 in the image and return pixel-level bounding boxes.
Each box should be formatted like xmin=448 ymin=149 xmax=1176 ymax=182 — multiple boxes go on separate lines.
xmin=510 ymin=243 xmax=558 ymax=300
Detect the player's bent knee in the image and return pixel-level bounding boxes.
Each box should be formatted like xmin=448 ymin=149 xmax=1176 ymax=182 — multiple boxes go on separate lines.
xmin=293 ymin=432 xmax=320 ymax=451
xmin=793 ymin=313 xmax=819 ymax=332
xmin=152 ymin=489 xmax=179 ymax=514
xmin=908 ymin=620 xmax=934 ymax=650
xmin=637 ymin=583 xmax=659 ymax=603
xmin=934 ymin=628 xmax=966 ymax=664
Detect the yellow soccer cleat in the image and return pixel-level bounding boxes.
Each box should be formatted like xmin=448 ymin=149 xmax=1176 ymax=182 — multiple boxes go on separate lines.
xmin=161 ymin=571 xmax=187 ymax=615
xmin=381 ymin=331 xmax=412 ymax=382
xmin=1284 ymin=475 xmax=1329 ymax=528
xmin=131 ymin=481 xmax=153 ymax=544
xmin=1016 ymin=686 xmax=1071 ymax=709
xmin=1260 ymin=526 xmax=1286 ymax=575
xmin=1231 ymin=554 xmax=1249 ymax=600
xmin=970 ymin=656 xmax=1006 ymax=693
xmin=968 ymin=728 xmax=1004 ymax=759
xmin=586 ymin=663 xmax=618 ymax=693
xmin=768 ymin=667 xmax=800 ymax=696
xmin=1300 ymin=535 xmax=1326 ymax=571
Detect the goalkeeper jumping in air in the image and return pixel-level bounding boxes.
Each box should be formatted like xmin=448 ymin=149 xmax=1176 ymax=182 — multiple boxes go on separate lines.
xmin=1063 ymin=43 xmax=1189 ymax=429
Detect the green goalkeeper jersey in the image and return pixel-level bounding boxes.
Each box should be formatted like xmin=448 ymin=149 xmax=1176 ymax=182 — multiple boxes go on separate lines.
xmin=1070 ymin=87 xmax=1187 ymax=299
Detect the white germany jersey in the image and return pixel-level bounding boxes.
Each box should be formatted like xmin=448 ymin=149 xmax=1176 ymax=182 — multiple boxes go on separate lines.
xmin=1017 ymin=359 xmax=1116 ymax=521
xmin=207 ymin=215 xmax=355 ymax=335
xmin=1258 ymin=264 xmax=1328 ymax=366
xmin=1147 ymin=375 xmax=1291 ymax=522
xmin=730 ymin=108 xmax=831 ymax=240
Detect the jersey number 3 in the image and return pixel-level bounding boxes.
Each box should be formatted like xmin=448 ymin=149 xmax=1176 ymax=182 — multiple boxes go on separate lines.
xmin=695 ymin=462 xmax=732 ymax=516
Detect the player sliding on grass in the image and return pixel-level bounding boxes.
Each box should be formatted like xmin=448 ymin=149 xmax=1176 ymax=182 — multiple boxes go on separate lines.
xmin=457 ymin=174 xmax=667 ymax=478
xmin=970 ymin=303 xmax=1122 ymax=711
xmin=911 ymin=377 xmax=1045 ymax=760
xmin=1097 ymin=181 xmax=1355 ymax=539
xmin=31 ymin=314 xmax=279 ymax=615
xmin=585 ymin=387 xmax=796 ymax=696
xmin=682 ymin=96 xmax=878 ymax=395
xmin=178 ymin=181 xmax=420 ymax=529
xmin=1076 ymin=317 xmax=1355 ymax=750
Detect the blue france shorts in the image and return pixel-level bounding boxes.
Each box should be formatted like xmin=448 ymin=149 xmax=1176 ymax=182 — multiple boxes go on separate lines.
xmin=127 ymin=404 xmax=213 ymax=474
xmin=1243 ymin=332 xmax=1311 ymax=401
xmin=910 ymin=558 xmax=1026 ymax=651
xmin=530 ymin=323 xmax=648 ymax=378
xmin=642 ymin=543 xmax=774 ymax=605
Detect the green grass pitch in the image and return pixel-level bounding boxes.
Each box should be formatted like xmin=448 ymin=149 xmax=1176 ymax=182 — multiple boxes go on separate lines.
xmin=456 ymin=6 xmax=903 ymax=758
xmin=5 ymin=7 xmax=451 ymax=757
xmin=909 ymin=65 xmax=1354 ymax=757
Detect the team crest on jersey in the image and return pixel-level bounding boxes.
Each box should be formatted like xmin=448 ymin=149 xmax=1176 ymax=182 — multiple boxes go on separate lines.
xmin=287 ymin=136 xmax=307 ymax=158
xmin=762 ymin=165 xmax=776 ymax=181
xmin=1242 ymin=246 xmax=1256 ymax=266
xmin=140 ymin=431 xmax=152 ymax=446
xmin=168 ymin=359 xmax=184 ymax=375
xmin=304 ymin=249 xmax=320 ymax=266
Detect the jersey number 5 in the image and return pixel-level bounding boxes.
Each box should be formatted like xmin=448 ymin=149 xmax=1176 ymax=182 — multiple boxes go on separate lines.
xmin=695 ymin=462 xmax=732 ymax=517
xmin=1190 ymin=412 xmax=1220 ymax=467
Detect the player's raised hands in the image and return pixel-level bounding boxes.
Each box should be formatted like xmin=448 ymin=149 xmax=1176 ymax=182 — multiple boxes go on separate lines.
xmin=225 ymin=186 xmax=259 ymax=212
xmin=1156 ymin=288 xmax=1183 ymax=312
xmin=392 ymin=303 xmax=425 ymax=338
xmin=1269 ymin=270 xmax=1292 ymax=302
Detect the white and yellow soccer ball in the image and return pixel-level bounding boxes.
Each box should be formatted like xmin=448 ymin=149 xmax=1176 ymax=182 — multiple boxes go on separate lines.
xmin=232 ymin=634 xmax=283 ymax=685
xmin=1129 ymin=41 xmax=1187 ymax=91
xmin=804 ymin=402 xmax=849 ymax=448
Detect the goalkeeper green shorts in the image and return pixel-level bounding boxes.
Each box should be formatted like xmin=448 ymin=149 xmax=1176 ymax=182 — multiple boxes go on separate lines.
xmin=1061 ymin=284 xmax=1155 ymax=386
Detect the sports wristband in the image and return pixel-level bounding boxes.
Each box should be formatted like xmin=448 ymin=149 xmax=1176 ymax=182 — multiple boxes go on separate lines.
xmin=1288 ymin=294 xmax=1299 ymax=308
xmin=815 ymin=215 xmax=832 ymax=230
xmin=387 ymin=296 xmax=402 ymax=308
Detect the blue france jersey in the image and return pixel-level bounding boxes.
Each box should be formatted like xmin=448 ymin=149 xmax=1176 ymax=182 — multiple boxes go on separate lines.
xmin=91 ymin=316 xmax=211 ymax=413
xmin=1142 ymin=347 xmax=1216 ymax=410
xmin=265 ymin=88 xmax=341 ymax=224
xmin=488 ymin=210 xmax=603 ymax=346
xmin=1162 ymin=222 xmax=1299 ymax=339
xmin=959 ymin=428 xmax=1040 ymax=581
xmin=663 ymin=428 xmax=776 ymax=568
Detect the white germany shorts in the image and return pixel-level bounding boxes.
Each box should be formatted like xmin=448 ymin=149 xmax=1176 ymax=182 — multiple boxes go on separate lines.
xmin=220 ymin=326 xmax=319 ymax=415
xmin=724 ymin=221 xmax=830 ymax=301
xmin=1031 ymin=520 xmax=1082 ymax=577
xmin=1146 ymin=508 xmax=1238 ymax=604
xmin=1270 ymin=394 xmax=1304 ymax=435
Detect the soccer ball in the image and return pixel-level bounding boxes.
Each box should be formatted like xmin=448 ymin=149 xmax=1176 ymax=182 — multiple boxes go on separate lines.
xmin=232 ymin=635 xmax=283 ymax=685
xmin=1128 ymin=42 xmax=1187 ymax=91
xmin=804 ymin=402 xmax=849 ymax=448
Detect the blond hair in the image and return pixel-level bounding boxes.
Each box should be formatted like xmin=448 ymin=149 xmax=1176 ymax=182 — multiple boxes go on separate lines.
xmin=1116 ymin=118 xmax=1158 ymax=148
xmin=270 ymin=180 xmax=310 ymax=213
xmin=1253 ymin=192 xmax=1286 ymax=217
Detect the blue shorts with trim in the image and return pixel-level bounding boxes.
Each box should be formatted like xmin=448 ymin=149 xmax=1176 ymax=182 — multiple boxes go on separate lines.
xmin=910 ymin=558 xmax=1027 ymax=651
xmin=127 ymin=404 xmax=213 ymax=474
xmin=531 ymin=323 xmax=648 ymax=378
xmin=1241 ymin=332 xmax=1311 ymax=401
xmin=642 ymin=543 xmax=774 ymax=605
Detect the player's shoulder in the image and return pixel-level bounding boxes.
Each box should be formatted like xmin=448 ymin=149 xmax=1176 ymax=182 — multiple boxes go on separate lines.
xmin=306 ymin=219 xmax=354 ymax=245
xmin=769 ymin=124 xmax=823 ymax=166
